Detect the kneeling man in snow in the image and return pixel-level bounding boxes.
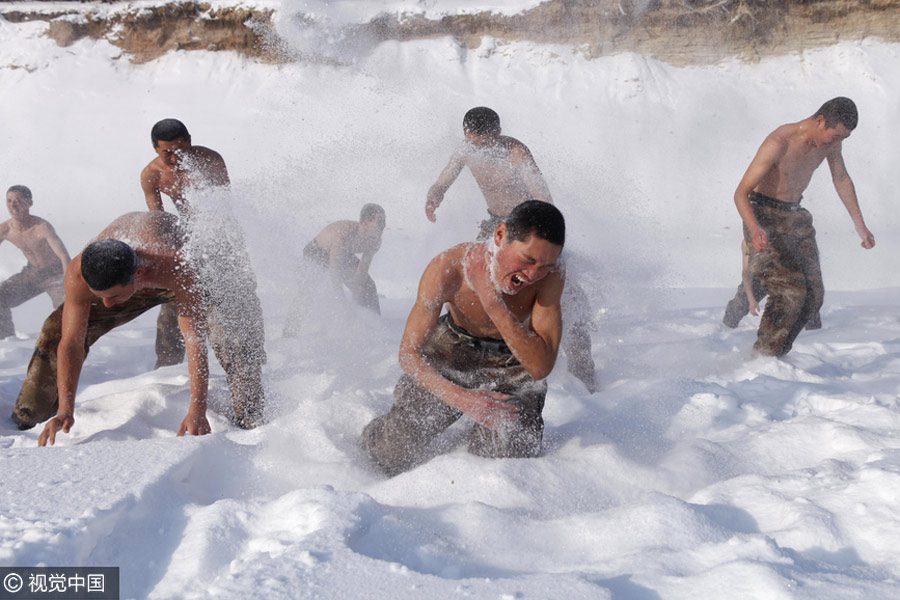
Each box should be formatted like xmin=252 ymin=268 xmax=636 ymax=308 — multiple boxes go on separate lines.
xmin=361 ymin=200 xmax=565 ymax=475
xmin=10 ymin=211 xmax=266 ymax=444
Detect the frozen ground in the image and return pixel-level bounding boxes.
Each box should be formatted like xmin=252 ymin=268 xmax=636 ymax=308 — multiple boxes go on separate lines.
xmin=2 ymin=2 xmax=900 ymax=598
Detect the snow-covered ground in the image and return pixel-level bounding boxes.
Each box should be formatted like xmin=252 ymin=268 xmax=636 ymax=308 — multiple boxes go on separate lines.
xmin=2 ymin=3 xmax=900 ymax=598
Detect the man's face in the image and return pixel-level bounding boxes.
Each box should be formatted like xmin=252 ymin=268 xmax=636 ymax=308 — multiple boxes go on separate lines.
xmin=464 ymin=130 xmax=496 ymax=147
xmin=154 ymin=137 xmax=191 ymax=169
xmin=491 ymin=228 xmax=562 ymax=296
xmin=91 ymin=280 xmax=138 ymax=308
xmin=814 ymin=118 xmax=851 ymax=148
xmin=359 ymin=216 xmax=385 ymax=237
xmin=6 ymin=191 xmax=32 ymax=220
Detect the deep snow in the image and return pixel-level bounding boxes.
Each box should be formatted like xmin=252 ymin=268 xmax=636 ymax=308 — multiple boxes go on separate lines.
xmin=1 ymin=2 xmax=900 ymax=599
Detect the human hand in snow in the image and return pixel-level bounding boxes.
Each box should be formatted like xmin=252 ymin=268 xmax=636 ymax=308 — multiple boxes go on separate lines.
xmin=178 ymin=411 xmax=212 ymax=437
xmin=38 ymin=413 xmax=75 ymax=447
xmin=458 ymin=389 xmax=520 ymax=431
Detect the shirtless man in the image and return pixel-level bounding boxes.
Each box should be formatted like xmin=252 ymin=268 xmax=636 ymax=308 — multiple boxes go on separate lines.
xmin=426 ymin=107 xmax=596 ymax=392
xmin=139 ymin=118 xmax=262 ymax=369
xmin=0 ymin=185 xmax=70 ymax=338
xmin=283 ymin=204 xmax=385 ymax=336
xmin=426 ymin=106 xmax=552 ymax=238
xmin=734 ymin=97 xmax=875 ymax=356
xmin=10 ymin=211 xmax=266 ymax=441
xmin=361 ymin=201 xmax=565 ymax=475
xmin=141 ymin=118 xmax=229 ymax=215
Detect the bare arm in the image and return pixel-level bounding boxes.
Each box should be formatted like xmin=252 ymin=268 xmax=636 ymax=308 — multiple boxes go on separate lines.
xmin=174 ymin=285 xmax=211 ymax=436
xmin=740 ymin=241 xmax=759 ymax=316
xmin=464 ymin=246 xmax=563 ymax=379
xmin=398 ymin=254 xmax=520 ymax=429
xmin=426 ymin=151 xmax=466 ymax=222
xmin=141 ymin=165 xmax=165 ymax=211
xmin=354 ymin=250 xmax=376 ymax=284
xmin=827 ymin=147 xmax=875 ymax=249
xmin=328 ymin=242 xmax=352 ymax=296
xmin=734 ymin=134 xmax=787 ymax=252
xmin=38 ymin=264 xmax=91 ymax=446
xmin=39 ymin=222 xmax=71 ymax=271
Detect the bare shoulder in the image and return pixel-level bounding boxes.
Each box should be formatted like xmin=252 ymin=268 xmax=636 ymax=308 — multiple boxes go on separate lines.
xmin=421 ymin=243 xmax=467 ymax=295
xmin=63 ymin=254 xmax=91 ymax=301
xmin=31 ymin=216 xmax=58 ymax=236
xmin=142 ymin=156 xmax=165 ymax=176
xmin=501 ymin=135 xmax=532 ymax=152
xmin=192 ymin=145 xmax=225 ymax=163
xmin=767 ymin=122 xmax=798 ymax=146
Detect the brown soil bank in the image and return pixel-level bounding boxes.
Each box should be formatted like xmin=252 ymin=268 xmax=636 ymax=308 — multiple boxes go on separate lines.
xmin=1 ymin=0 xmax=899 ymax=65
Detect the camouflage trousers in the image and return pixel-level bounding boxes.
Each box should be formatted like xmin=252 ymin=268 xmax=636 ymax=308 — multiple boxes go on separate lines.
xmin=0 ymin=263 xmax=65 ymax=339
xmin=360 ymin=314 xmax=547 ymax=476
xmin=722 ymin=277 xmax=821 ymax=330
xmin=11 ymin=288 xmax=266 ymax=430
xmin=744 ymin=194 xmax=824 ymax=356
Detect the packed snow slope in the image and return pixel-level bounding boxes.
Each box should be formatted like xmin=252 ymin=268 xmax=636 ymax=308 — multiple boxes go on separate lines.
xmin=2 ymin=3 xmax=900 ymax=599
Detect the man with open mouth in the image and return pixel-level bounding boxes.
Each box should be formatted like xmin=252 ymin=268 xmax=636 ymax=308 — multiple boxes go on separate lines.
xmin=360 ymin=200 xmax=566 ymax=475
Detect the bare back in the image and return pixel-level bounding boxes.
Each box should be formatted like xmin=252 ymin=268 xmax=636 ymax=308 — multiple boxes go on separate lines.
xmin=315 ymin=220 xmax=381 ymax=256
xmin=462 ymin=136 xmax=552 ymax=216
xmin=82 ymin=212 xmax=189 ymax=293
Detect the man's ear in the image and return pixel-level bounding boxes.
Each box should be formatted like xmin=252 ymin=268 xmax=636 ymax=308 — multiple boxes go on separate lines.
xmin=134 ymin=265 xmax=146 ymax=280
xmin=494 ymin=222 xmax=507 ymax=246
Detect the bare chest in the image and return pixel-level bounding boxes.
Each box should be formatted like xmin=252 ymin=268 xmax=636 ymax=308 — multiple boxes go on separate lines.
xmin=450 ymin=285 xmax=536 ymax=338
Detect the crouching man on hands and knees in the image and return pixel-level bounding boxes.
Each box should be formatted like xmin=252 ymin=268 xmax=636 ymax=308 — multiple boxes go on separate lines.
xmin=9 ymin=212 xmax=265 ymax=443
xmin=361 ymin=200 xmax=565 ymax=475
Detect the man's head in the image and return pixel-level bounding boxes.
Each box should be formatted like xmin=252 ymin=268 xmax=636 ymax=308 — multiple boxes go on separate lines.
xmin=6 ymin=185 xmax=33 ymax=220
xmin=151 ymin=118 xmax=192 ymax=168
xmin=814 ymin=97 xmax=858 ymax=131
xmin=463 ymin=107 xmax=501 ymax=142
xmin=811 ymin=97 xmax=857 ymax=147
xmin=359 ymin=202 xmax=386 ymax=236
xmin=360 ymin=203 xmax=385 ymax=225
xmin=491 ymin=200 xmax=565 ymax=295
xmin=81 ymin=239 xmax=141 ymax=305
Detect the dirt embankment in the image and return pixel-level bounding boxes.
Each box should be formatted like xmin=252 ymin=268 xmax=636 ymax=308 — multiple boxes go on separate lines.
xmin=1 ymin=0 xmax=899 ymax=65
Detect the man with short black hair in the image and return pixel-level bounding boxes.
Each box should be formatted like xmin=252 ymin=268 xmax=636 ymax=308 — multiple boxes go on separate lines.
xmin=0 ymin=185 xmax=71 ymax=338
xmin=10 ymin=211 xmax=266 ymax=442
xmin=361 ymin=200 xmax=565 ymax=475
xmin=733 ymin=96 xmax=875 ymax=356
xmin=139 ymin=118 xmax=264 ymax=372
xmin=141 ymin=118 xmax=229 ymax=214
